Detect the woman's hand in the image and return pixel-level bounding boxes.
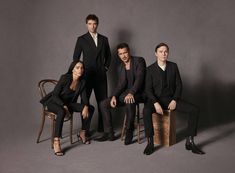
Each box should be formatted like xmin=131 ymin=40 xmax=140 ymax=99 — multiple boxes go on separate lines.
xmin=82 ymin=105 xmax=89 ymax=119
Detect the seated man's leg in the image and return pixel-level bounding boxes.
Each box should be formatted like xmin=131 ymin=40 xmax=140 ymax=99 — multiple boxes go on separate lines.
xmin=95 ymin=98 xmax=116 ymax=141
xmin=143 ymin=101 xmax=155 ymax=155
xmin=176 ymin=99 xmax=205 ymax=154
xmin=124 ymin=103 xmax=136 ymax=145
xmin=119 ymin=91 xmax=136 ymax=145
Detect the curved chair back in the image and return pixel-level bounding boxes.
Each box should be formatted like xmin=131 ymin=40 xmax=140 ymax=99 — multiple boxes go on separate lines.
xmin=38 ymin=79 xmax=58 ymax=99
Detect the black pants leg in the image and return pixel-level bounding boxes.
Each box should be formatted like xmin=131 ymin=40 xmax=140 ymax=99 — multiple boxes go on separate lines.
xmin=46 ymin=102 xmax=66 ymax=138
xmin=85 ymin=72 xmax=108 ymax=132
xmin=100 ymin=92 xmax=139 ymax=133
xmin=68 ymin=103 xmax=95 ymax=131
xmin=99 ymin=98 xmax=113 ymax=133
xmin=143 ymin=99 xmax=199 ymax=137
xmin=119 ymin=91 xmax=143 ymax=132
xmin=175 ymin=100 xmax=199 ymax=136
xmin=143 ymin=101 xmax=155 ymax=137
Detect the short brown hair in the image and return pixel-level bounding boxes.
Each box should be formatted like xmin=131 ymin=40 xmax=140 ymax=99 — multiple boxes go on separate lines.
xmin=86 ymin=14 xmax=99 ymax=24
xmin=116 ymin=43 xmax=130 ymax=52
xmin=155 ymin=43 xmax=169 ymax=52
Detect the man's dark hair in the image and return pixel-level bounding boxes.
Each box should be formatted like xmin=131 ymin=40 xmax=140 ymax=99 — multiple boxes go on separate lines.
xmin=86 ymin=14 xmax=99 ymax=24
xmin=155 ymin=42 xmax=169 ymax=52
xmin=116 ymin=43 xmax=130 ymax=52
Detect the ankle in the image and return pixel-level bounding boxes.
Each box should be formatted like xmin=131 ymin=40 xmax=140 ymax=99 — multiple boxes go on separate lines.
xmin=186 ymin=136 xmax=194 ymax=144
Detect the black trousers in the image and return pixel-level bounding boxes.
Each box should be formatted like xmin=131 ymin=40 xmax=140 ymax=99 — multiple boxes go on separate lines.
xmin=143 ymin=97 xmax=199 ymax=138
xmin=85 ymin=71 xmax=108 ymax=132
xmin=47 ymin=102 xmax=94 ymax=138
xmin=100 ymin=90 xmax=144 ymax=133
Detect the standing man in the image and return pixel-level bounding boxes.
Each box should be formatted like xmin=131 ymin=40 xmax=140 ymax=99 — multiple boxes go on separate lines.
xmin=96 ymin=43 xmax=146 ymax=145
xmin=143 ymin=43 xmax=205 ymax=155
xmin=73 ymin=14 xmax=111 ymax=133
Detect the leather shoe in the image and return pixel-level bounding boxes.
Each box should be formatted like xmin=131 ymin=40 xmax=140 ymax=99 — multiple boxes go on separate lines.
xmin=124 ymin=130 xmax=133 ymax=145
xmin=95 ymin=132 xmax=116 ymax=142
xmin=186 ymin=136 xmax=205 ymax=154
xmin=143 ymin=137 xmax=154 ymax=155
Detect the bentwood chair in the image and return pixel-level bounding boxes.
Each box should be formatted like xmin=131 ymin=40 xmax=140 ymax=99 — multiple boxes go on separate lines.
xmin=36 ymin=79 xmax=73 ymax=148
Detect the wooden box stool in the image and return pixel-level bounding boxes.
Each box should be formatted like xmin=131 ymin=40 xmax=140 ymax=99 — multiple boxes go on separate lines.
xmin=152 ymin=110 xmax=176 ymax=146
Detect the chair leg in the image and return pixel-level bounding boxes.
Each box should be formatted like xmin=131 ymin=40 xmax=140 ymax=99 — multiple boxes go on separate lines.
xmin=70 ymin=115 xmax=73 ymax=144
xmin=51 ymin=119 xmax=55 ymax=149
xmin=121 ymin=114 xmax=127 ymax=141
xmin=136 ymin=104 xmax=141 ymax=144
xmin=137 ymin=123 xmax=140 ymax=144
xmin=36 ymin=112 xmax=46 ymax=143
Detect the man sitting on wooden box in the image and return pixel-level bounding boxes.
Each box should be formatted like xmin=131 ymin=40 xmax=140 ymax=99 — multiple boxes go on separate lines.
xmin=143 ymin=42 xmax=205 ymax=155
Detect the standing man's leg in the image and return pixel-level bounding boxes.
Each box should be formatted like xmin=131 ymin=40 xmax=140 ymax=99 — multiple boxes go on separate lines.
xmin=83 ymin=74 xmax=94 ymax=136
xmin=95 ymin=98 xmax=116 ymax=141
xmin=94 ymin=72 xmax=108 ymax=132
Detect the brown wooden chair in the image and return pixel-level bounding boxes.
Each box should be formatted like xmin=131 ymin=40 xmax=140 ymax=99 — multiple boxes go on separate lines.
xmin=152 ymin=110 xmax=176 ymax=146
xmin=36 ymin=79 xmax=74 ymax=148
xmin=121 ymin=103 xmax=144 ymax=144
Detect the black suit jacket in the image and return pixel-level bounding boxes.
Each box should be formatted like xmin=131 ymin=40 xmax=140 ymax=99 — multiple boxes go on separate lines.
xmin=112 ymin=56 xmax=146 ymax=98
xmin=145 ymin=61 xmax=182 ymax=104
xmin=73 ymin=32 xmax=111 ymax=73
xmin=40 ymin=74 xmax=88 ymax=106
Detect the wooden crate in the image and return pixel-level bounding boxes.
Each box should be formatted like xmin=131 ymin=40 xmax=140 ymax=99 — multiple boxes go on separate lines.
xmin=152 ymin=110 xmax=176 ymax=146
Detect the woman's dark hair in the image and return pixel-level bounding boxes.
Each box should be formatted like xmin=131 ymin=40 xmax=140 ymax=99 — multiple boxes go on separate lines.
xmin=155 ymin=42 xmax=169 ymax=52
xmin=67 ymin=60 xmax=85 ymax=78
xmin=86 ymin=14 xmax=99 ymax=24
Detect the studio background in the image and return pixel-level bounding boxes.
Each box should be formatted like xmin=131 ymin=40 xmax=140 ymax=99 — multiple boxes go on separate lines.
xmin=1 ymin=0 xmax=235 ymax=173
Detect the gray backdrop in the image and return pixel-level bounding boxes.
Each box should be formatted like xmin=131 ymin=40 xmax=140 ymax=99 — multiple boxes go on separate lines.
xmin=1 ymin=0 xmax=235 ymax=144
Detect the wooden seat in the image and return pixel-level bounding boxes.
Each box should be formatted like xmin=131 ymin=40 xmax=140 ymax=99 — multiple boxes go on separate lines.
xmin=152 ymin=110 xmax=176 ymax=146
xmin=36 ymin=79 xmax=74 ymax=148
xmin=121 ymin=104 xmax=144 ymax=144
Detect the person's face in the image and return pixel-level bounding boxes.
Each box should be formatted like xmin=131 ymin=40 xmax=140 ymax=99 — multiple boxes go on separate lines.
xmin=86 ymin=20 xmax=98 ymax=33
xmin=117 ymin=48 xmax=131 ymax=64
xmin=155 ymin=46 xmax=169 ymax=62
xmin=72 ymin=62 xmax=84 ymax=77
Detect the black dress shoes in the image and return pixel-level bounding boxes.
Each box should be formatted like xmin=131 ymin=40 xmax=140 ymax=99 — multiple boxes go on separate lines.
xmin=124 ymin=130 xmax=133 ymax=145
xmin=95 ymin=132 xmax=116 ymax=142
xmin=143 ymin=137 xmax=154 ymax=155
xmin=185 ymin=136 xmax=205 ymax=155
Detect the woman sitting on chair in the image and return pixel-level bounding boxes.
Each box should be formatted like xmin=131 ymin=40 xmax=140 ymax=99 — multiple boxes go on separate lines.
xmin=40 ymin=60 xmax=94 ymax=156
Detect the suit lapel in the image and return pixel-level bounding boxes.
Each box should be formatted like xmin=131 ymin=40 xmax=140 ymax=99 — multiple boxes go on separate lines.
xmin=130 ymin=57 xmax=134 ymax=85
xmin=97 ymin=34 xmax=103 ymax=54
xmin=166 ymin=61 xmax=171 ymax=85
xmin=84 ymin=32 xmax=97 ymax=50
xmin=154 ymin=62 xmax=162 ymax=86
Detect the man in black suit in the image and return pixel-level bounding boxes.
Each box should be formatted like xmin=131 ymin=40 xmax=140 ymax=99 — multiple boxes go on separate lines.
xmin=96 ymin=43 xmax=146 ymax=145
xmin=143 ymin=43 xmax=205 ymax=155
xmin=73 ymin=14 xmax=111 ymax=133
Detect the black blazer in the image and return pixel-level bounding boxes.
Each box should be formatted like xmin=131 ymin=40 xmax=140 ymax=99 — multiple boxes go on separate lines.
xmin=112 ymin=56 xmax=146 ymax=98
xmin=73 ymin=32 xmax=111 ymax=73
xmin=40 ymin=74 xmax=89 ymax=106
xmin=145 ymin=61 xmax=182 ymax=104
